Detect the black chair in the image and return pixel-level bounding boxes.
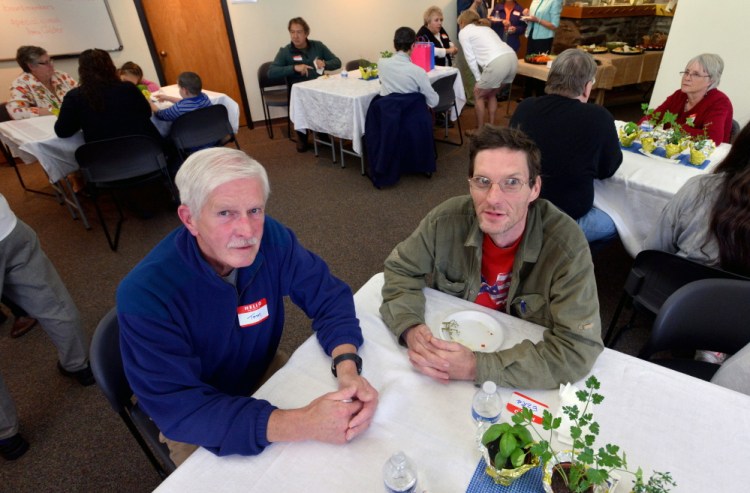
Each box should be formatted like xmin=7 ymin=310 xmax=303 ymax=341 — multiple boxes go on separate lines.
xmin=74 ymin=135 xmax=177 ymax=251
xmin=731 ymin=119 xmax=741 ymax=143
xmin=345 ymin=59 xmax=371 ymax=71
xmin=0 ymin=102 xmax=55 ymax=197
xmin=90 ymin=308 xmax=176 ymax=478
xmin=257 ymin=61 xmax=290 ymax=140
xmin=430 ymin=73 xmax=463 ymax=147
xmin=639 ymin=278 xmax=750 ymax=381
xmin=604 ymin=250 xmax=749 ymax=349
xmin=169 ymin=104 xmax=240 ymax=163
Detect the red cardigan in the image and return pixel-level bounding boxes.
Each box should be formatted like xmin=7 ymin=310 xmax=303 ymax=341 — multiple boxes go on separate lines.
xmin=639 ymin=88 xmax=733 ymax=144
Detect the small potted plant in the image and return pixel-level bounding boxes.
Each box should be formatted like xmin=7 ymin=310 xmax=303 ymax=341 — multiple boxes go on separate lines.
xmin=689 ymin=125 xmax=715 ymax=166
xmin=512 ymin=376 xmax=675 ymax=493
xmin=480 ymin=421 xmax=540 ymax=486
xmin=618 ymin=122 xmax=639 ymax=147
xmin=359 ymin=62 xmax=379 ymax=80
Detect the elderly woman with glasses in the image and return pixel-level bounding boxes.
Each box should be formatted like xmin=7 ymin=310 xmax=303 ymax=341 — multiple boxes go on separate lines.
xmin=639 ymin=53 xmax=733 ymax=144
xmin=7 ymin=46 xmax=77 ymax=120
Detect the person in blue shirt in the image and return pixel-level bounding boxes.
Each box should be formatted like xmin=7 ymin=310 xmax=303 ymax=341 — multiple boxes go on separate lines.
xmin=117 ymin=148 xmax=378 ymax=465
xmin=151 ymin=71 xmax=211 ymax=121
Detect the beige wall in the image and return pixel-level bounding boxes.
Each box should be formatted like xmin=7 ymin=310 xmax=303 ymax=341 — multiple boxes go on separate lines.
xmin=5 ymin=1 xmax=743 ymax=128
xmin=1 ymin=0 xmax=451 ymax=125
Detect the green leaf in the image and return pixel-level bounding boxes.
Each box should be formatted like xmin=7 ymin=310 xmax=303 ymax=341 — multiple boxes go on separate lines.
xmin=591 ymin=393 xmax=604 ymax=405
xmin=570 ymin=426 xmax=582 ymax=439
xmin=586 ymin=467 xmax=608 ymax=485
xmin=510 ymin=448 xmax=526 ymax=468
xmin=511 ymin=424 xmax=533 ymax=446
xmin=494 ymin=452 xmax=509 ymax=470
xmin=585 ymin=375 xmax=600 ymax=390
xmin=499 ymin=432 xmax=518 ymax=458
xmin=481 ymin=423 xmax=507 ymax=446
xmin=584 ymin=434 xmax=595 ymax=447
xmin=589 ymin=421 xmax=600 ymax=435
xmin=551 ymin=416 xmax=562 ymax=429
xmin=577 ymin=449 xmax=594 ymax=464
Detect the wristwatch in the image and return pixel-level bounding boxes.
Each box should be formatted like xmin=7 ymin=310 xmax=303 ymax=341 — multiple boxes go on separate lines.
xmin=331 ymin=353 xmax=362 ymax=377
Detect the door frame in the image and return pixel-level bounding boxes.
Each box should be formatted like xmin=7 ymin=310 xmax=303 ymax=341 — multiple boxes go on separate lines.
xmin=133 ymin=0 xmax=253 ymax=129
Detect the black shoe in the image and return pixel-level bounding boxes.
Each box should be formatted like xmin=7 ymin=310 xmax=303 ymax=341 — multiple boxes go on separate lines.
xmin=57 ymin=361 xmax=95 ymax=387
xmin=295 ymin=139 xmax=308 ymax=153
xmin=0 ymin=433 xmax=29 ymax=460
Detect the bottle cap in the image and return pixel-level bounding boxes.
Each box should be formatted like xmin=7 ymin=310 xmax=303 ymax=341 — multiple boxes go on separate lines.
xmin=482 ymin=381 xmax=497 ymax=394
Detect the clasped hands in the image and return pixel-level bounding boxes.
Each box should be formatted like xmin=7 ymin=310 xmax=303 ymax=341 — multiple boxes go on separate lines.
xmin=403 ymin=323 xmax=477 ymax=382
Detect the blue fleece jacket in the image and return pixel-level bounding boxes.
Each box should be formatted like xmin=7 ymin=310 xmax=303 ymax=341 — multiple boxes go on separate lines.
xmin=117 ymin=216 xmax=363 ymax=456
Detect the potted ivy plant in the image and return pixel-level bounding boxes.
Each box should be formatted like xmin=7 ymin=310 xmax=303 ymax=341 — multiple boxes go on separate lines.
xmin=511 ymin=376 xmax=675 ymax=493
xmin=480 ymin=421 xmax=540 ymax=486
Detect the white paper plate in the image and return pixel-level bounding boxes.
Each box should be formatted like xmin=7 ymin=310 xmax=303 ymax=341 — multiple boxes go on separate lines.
xmin=439 ymin=310 xmax=503 ymax=352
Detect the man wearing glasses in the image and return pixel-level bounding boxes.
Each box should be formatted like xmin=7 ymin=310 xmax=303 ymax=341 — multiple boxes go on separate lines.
xmin=510 ymin=48 xmax=622 ymax=245
xmin=7 ymin=46 xmax=77 ymax=119
xmin=379 ymin=125 xmax=602 ymax=389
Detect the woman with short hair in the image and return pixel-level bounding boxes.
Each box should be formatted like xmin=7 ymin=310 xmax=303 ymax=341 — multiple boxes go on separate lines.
xmin=7 ymin=45 xmax=77 ymax=119
xmin=639 ymin=53 xmax=733 ymax=144
xmin=417 ymin=6 xmax=458 ymax=67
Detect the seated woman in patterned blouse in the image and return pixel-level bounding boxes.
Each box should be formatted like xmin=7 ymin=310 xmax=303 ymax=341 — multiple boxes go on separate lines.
xmin=7 ymin=46 xmax=77 ymax=120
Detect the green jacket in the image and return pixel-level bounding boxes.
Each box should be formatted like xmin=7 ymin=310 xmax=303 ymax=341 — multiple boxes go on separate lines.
xmin=380 ymin=196 xmax=603 ymax=389
xmin=268 ymin=40 xmax=341 ymax=82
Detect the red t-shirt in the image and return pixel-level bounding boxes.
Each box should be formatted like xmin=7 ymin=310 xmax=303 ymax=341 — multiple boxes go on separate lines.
xmin=475 ymin=233 xmax=522 ymax=311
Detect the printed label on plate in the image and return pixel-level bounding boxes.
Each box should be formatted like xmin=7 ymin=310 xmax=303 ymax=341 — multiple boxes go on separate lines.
xmin=506 ymin=392 xmax=548 ymax=424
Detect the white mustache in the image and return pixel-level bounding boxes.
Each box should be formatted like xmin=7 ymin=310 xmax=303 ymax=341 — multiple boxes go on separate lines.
xmin=227 ymin=237 xmax=259 ymax=248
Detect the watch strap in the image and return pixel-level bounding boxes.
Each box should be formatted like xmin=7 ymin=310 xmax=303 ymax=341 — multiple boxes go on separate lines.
xmin=331 ymin=352 xmax=362 ymax=377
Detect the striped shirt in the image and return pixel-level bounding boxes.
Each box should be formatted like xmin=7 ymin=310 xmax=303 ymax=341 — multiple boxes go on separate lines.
xmin=154 ymin=92 xmax=211 ymax=121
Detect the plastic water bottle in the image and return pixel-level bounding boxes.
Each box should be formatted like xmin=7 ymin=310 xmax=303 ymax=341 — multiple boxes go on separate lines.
xmin=472 ymin=381 xmax=503 ymax=434
xmin=383 ymin=451 xmax=418 ymax=493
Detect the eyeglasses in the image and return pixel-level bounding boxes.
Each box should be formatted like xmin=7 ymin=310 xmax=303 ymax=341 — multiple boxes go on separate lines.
xmin=468 ymin=176 xmax=529 ymax=193
xmin=34 ymin=60 xmax=53 ymax=66
xmin=679 ymin=71 xmax=709 ymax=79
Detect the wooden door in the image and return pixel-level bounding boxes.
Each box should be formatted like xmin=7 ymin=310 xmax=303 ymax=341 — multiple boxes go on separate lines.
xmin=140 ymin=0 xmax=248 ymax=126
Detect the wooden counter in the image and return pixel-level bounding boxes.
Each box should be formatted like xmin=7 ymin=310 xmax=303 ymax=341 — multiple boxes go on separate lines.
xmin=515 ymin=50 xmax=663 ymax=105
xmin=562 ymin=5 xmax=675 ymax=18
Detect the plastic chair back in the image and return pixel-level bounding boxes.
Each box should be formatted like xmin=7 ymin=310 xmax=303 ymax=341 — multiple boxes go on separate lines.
xmin=75 ymin=135 xmax=171 ymax=185
xmin=430 ymin=73 xmax=463 ymax=146
xmin=90 ymin=308 xmax=176 ymax=478
xmin=345 ymin=59 xmax=371 ymax=71
xmin=604 ymin=250 xmax=749 ymax=347
xmin=639 ymin=278 xmax=750 ymax=380
xmin=257 ymin=61 xmax=290 ymax=139
xmin=169 ymin=104 xmax=238 ymax=159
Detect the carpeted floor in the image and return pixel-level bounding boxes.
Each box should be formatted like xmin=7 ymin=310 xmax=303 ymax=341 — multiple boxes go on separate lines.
xmin=0 ymin=94 xmax=649 ymax=491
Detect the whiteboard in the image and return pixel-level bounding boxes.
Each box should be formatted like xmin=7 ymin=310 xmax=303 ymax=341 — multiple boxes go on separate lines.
xmin=0 ymin=0 xmax=122 ymax=62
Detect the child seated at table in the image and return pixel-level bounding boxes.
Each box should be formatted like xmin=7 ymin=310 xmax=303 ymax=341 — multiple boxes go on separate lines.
xmin=151 ymin=71 xmax=211 ymax=121
xmin=118 ymin=61 xmax=160 ymax=93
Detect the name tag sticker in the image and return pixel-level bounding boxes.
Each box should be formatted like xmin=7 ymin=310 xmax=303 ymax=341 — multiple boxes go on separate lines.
xmin=506 ymin=392 xmax=548 ymax=424
xmin=512 ymin=11 xmax=521 ymax=16
xmin=237 ymin=298 xmax=269 ymax=327
xmin=441 ymin=33 xmax=448 ymax=38
xmin=292 ymin=55 xmax=303 ymax=62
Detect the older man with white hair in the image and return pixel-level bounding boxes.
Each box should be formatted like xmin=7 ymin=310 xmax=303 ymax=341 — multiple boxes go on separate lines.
xmin=117 ymin=148 xmax=378 ymax=466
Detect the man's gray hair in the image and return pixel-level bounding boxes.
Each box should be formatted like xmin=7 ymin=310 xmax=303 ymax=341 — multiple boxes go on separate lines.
xmin=687 ymin=53 xmax=724 ymax=90
xmin=175 ymin=148 xmax=270 ymax=216
xmin=545 ymin=49 xmax=597 ymax=98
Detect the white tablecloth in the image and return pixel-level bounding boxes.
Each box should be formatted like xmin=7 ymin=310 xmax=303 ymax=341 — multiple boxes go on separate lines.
xmin=154 ymin=273 xmax=749 ymax=493
xmin=289 ymin=66 xmax=465 ymax=155
xmin=0 ymin=87 xmax=240 ymax=184
xmin=593 ymin=121 xmax=731 ymax=257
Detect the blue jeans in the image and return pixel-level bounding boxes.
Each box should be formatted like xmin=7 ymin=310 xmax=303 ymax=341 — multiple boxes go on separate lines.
xmin=576 ymin=207 xmax=618 ymax=243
